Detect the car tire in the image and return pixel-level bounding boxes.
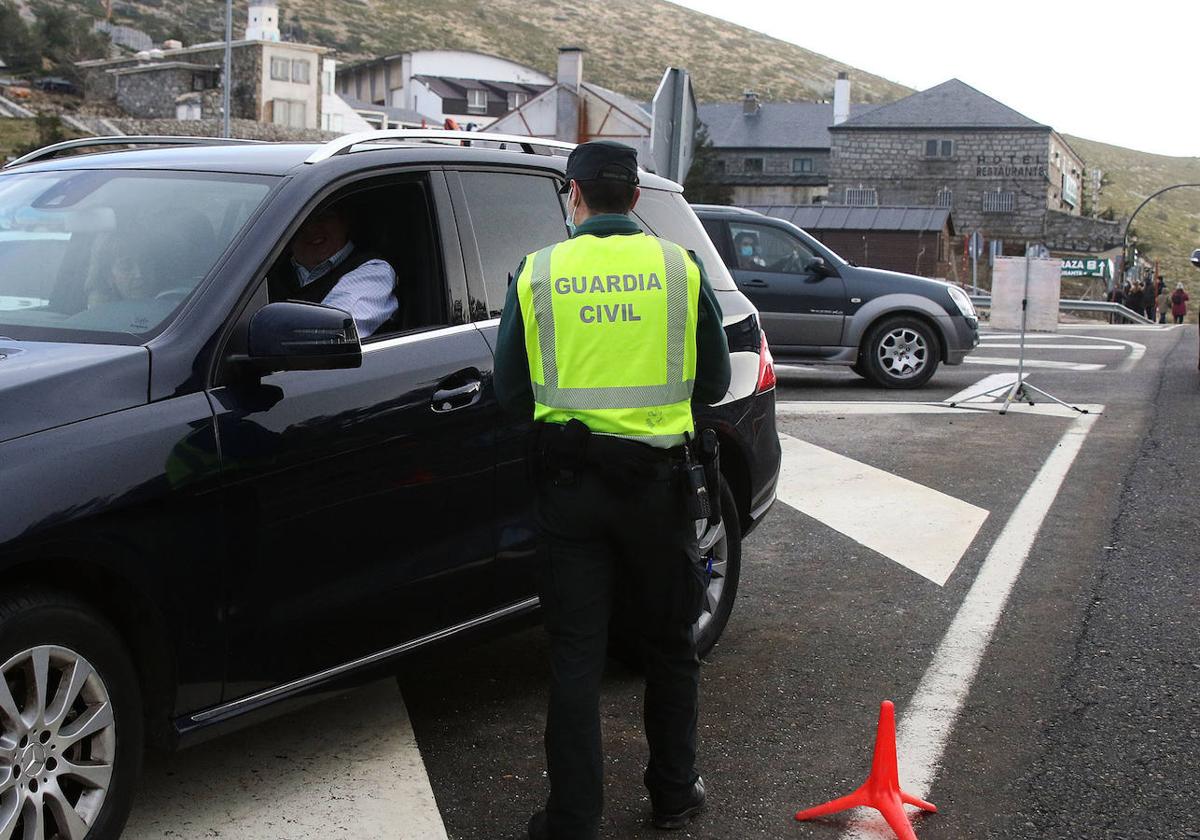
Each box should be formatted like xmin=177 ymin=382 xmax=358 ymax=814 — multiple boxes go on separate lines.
xmin=850 ymin=361 xmax=867 ymax=378
xmin=862 ymin=315 xmax=941 ymax=389
xmin=0 ymin=589 xmax=143 ymax=840
xmin=693 ymin=479 xmax=742 ymax=659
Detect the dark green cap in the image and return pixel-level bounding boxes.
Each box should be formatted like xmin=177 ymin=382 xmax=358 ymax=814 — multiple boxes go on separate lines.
xmin=559 ymin=140 xmax=640 ymax=193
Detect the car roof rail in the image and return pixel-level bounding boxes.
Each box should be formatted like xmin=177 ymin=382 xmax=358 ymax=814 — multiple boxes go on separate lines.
xmin=689 ymin=203 xmax=763 ymax=216
xmin=304 ymin=129 xmax=577 ymax=164
xmin=4 ymin=135 xmax=264 ymax=169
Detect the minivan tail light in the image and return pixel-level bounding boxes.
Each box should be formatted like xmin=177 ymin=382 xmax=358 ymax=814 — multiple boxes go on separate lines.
xmin=756 ymin=330 xmax=776 ymax=393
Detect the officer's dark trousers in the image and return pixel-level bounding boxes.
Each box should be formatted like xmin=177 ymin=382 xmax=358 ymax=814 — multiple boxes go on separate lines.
xmin=535 ymin=464 xmax=704 ymax=839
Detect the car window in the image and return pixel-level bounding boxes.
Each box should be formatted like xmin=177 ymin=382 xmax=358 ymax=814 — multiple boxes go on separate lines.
xmin=631 ymin=189 xmax=736 ymax=291
xmin=266 ymin=178 xmax=446 ymax=340
xmin=729 ymin=221 xmax=818 ymax=275
xmin=456 ymin=171 xmax=568 ymax=318
xmin=0 ymin=169 xmax=273 ymax=343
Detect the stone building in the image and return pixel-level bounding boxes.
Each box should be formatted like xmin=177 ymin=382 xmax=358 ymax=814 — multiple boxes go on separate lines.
xmin=699 ymin=76 xmax=880 ymax=206
xmin=827 ymin=79 xmax=1122 ymax=275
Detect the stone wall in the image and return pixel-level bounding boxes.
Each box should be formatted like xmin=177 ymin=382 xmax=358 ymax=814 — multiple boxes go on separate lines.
xmin=731 ymin=184 xmax=829 ymax=205
xmin=101 ymin=117 xmax=339 ymax=142
xmin=1043 ymin=210 xmax=1124 ymax=252
xmin=716 ymin=148 xmax=832 ymax=179
xmin=115 ymin=67 xmax=209 ymax=119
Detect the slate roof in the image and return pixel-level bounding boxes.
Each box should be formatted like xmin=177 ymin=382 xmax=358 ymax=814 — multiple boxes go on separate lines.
xmin=343 ymin=97 xmax=431 ymax=126
xmin=833 ymin=79 xmax=1049 ymax=131
xmin=749 ymin=205 xmax=955 ymax=235
xmin=411 ymin=74 xmax=549 ymax=101
xmin=698 ymin=102 xmax=881 ymax=150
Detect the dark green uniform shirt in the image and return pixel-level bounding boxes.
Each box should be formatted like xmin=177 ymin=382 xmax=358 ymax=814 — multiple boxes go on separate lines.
xmin=494 ymin=213 xmax=732 ymax=418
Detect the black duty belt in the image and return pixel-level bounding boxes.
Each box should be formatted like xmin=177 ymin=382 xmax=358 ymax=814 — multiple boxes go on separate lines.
xmin=535 ymin=420 xmax=685 ymax=481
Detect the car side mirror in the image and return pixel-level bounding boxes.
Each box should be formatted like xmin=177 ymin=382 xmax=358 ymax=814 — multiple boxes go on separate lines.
xmin=239 ymin=301 xmax=362 ymax=375
xmin=1191 ymin=248 xmax=1200 ymax=269
xmin=809 ymin=256 xmax=832 ymax=277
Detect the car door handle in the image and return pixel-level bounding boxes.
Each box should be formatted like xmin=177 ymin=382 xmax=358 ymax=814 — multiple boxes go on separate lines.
xmin=741 ymin=279 xmax=768 ymax=288
xmin=431 ymin=380 xmax=482 ymax=413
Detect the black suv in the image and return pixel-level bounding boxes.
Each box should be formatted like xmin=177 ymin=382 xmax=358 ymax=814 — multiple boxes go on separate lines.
xmin=693 ymin=205 xmax=979 ymax=388
xmin=0 ymin=134 xmax=779 ymax=839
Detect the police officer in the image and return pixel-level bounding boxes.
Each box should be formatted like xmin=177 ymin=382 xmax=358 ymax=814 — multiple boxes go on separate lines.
xmin=494 ymin=140 xmax=731 ymax=839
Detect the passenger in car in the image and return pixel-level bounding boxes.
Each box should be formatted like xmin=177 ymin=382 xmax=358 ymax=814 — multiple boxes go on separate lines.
xmin=733 ymin=231 xmax=766 ymax=270
xmin=272 ymin=205 xmax=399 ymax=338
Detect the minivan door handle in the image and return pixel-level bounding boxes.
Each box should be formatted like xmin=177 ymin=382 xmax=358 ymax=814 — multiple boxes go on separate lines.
xmin=432 ymin=380 xmax=482 ymax=413
xmin=741 ymin=278 xmax=769 ymax=288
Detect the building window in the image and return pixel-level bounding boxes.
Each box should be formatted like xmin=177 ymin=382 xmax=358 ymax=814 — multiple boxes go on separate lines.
xmin=467 ymin=89 xmax=488 ymax=113
xmin=936 ymin=189 xmax=953 ymax=208
xmin=924 ymin=139 xmax=954 ymax=158
xmin=845 ymin=187 xmax=878 ymax=206
xmin=322 ymin=112 xmax=343 ymax=132
xmin=292 ymin=59 xmax=310 ymax=84
xmin=270 ymin=57 xmax=290 ymax=81
xmin=507 ymin=91 xmax=529 ymax=110
xmin=982 ymin=191 xmax=1015 ymax=213
xmin=271 ymin=98 xmax=306 ymax=128
xmin=792 ymin=157 xmax=813 ymax=173
xmin=743 ymin=157 xmax=764 ymax=173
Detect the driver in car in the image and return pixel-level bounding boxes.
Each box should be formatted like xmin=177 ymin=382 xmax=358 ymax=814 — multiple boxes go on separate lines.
xmin=272 ymin=205 xmax=399 ymax=338
xmin=734 ymin=231 xmax=767 ymax=270
xmin=86 ymin=238 xmax=155 ymax=308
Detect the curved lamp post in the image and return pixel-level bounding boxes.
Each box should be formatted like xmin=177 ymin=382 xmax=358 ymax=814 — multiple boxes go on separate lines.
xmin=1121 ymin=183 xmax=1200 ymax=280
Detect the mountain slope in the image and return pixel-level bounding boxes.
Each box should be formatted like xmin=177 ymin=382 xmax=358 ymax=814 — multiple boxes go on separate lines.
xmin=57 ymin=0 xmax=913 ymax=104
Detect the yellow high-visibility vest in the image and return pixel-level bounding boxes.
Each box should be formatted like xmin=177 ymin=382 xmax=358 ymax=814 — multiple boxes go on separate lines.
xmin=516 ymin=230 xmax=701 ymax=446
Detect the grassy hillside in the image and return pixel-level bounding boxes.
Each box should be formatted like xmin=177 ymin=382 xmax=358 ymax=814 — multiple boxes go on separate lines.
xmin=52 ymin=0 xmax=913 ymax=104
xmin=1066 ymin=135 xmax=1200 ymax=305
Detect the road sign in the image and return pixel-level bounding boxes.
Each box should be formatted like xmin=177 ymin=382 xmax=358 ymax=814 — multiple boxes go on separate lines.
xmin=650 ymin=67 xmax=697 ymax=184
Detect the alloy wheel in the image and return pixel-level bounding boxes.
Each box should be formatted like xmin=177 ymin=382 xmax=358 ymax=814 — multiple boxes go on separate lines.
xmin=877 ymin=327 xmax=929 ymax=379
xmin=695 ymin=519 xmax=728 ymax=637
xmin=0 ymin=645 xmax=116 ymax=840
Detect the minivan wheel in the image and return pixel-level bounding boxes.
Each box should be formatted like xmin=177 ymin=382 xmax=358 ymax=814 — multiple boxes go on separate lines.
xmin=0 ymin=590 xmax=143 ymax=840
xmin=862 ymin=316 xmax=941 ymax=388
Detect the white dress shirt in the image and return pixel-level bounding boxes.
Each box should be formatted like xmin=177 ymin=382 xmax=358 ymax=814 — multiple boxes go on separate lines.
xmin=294 ymin=240 xmax=399 ymax=338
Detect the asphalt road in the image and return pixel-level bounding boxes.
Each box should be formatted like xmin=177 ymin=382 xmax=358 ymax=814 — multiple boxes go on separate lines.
xmin=124 ymin=321 xmax=1198 ymax=840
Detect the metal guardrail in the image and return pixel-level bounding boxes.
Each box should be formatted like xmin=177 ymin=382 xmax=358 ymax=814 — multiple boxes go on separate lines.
xmin=968 ymin=295 xmax=1158 ymax=325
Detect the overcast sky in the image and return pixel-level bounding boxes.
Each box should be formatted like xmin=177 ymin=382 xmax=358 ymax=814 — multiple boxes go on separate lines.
xmin=670 ymin=0 xmax=1194 ymax=159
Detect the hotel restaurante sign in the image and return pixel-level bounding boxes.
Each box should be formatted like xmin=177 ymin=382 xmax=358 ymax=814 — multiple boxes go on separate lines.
xmin=975 ymin=154 xmax=1047 ymax=178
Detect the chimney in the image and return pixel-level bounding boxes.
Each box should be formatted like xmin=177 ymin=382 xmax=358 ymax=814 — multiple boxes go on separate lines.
xmin=557 ymin=46 xmax=584 ymax=90
xmin=742 ymin=90 xmax=760 ymax=116
xmin=833 ymin=71 xmax=851 ymax=125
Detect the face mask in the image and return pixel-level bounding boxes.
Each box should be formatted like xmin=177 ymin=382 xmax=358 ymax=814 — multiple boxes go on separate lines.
xmin=566 ymin=191 xmax=579 ymax=236
xmin=740 ymin=245 xmax=754 ymax=257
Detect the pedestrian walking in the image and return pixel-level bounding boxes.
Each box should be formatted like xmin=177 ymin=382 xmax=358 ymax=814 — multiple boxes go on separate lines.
xmin=1108 ymin=284 xmax=1126 ymax=324
xmin=1171 ymin=282 xmax=1189 ymax=325
xmin=493 ymin=140 xmax=731 ymax=840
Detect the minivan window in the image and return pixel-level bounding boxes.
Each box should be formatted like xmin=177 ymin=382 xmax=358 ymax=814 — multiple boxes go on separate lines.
xmin=631 ymin=189 xmax=737 ymax=291
xmin=0 ymin=169 xmax=273 ymax=343
xmin=456 ymin=171 xmax=568 ymax=318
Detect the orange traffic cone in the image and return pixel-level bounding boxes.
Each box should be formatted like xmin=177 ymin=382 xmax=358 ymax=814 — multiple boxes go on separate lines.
xmin=794 ymin=701 xmax=936 ymax=840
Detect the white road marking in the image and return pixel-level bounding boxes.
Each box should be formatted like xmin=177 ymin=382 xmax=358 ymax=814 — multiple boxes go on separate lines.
xmin=775 ymin=400 xmax=1103 ymax=418
xmin=976 ymin=344 xmax=1125 ymax=350
xmin=125 ymin=680 xmax=448 ymax=840
xmin=964 ymin=357 xmax=1105 ymax=371
xmin=775 ymin=435 xmax=988 ymax=586
xmin=944 ymin=373 xmax=1022 ymax=405
xmin=838 ymin=410 xmax=1101 ymax=839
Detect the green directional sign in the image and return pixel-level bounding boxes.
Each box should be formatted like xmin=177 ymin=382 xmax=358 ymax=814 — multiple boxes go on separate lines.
xmin=1060 ymin=257 xmax=1110 ymax=278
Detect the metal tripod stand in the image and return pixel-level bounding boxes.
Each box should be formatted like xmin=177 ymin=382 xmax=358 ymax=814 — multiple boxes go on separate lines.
xmin=999 ymin=249 xmax=1088 ymax=415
